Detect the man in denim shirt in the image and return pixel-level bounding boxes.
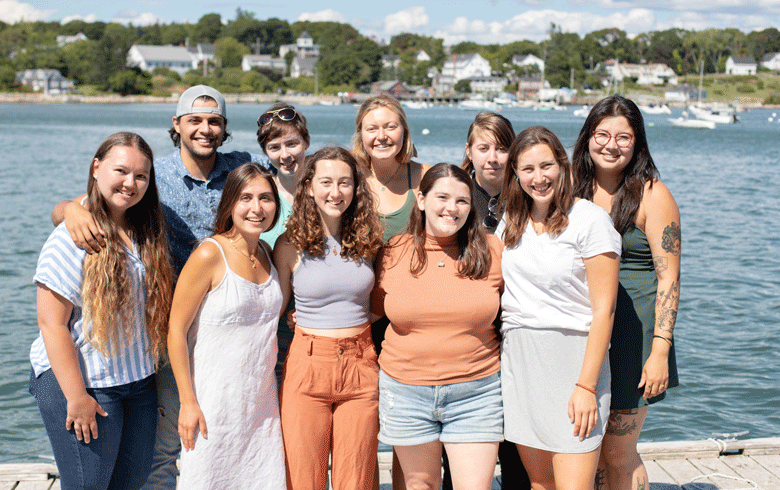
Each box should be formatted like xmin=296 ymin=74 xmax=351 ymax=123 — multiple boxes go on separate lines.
xmin=51 ymin=85 xmax=272 ymax=489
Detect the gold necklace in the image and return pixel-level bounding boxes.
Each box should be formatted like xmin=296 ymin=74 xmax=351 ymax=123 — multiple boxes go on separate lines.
xmin=373 ymin=163 xmax=404 ymax=192
xmin=228 ymin=236 xmax=257 ymax=269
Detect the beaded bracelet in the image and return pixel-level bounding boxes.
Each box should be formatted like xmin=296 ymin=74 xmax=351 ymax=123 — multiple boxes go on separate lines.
xmin=653 ymin=334 xmax=673 ymax=346
xmin=575 ymin=383 xmax=597 ymax=395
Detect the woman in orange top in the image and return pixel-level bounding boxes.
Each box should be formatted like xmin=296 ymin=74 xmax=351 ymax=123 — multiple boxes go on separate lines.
xmin=371 ymin=163 xmax=503 ymax=490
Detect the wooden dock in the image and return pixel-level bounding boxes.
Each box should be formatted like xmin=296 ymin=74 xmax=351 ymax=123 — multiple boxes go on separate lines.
xmin=2 ymin=437 xmax=778 ymax=489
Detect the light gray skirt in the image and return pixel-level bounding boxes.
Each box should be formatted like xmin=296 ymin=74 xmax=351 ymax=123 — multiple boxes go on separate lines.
xmin=501 ymin=327 xmax=610 ymax=454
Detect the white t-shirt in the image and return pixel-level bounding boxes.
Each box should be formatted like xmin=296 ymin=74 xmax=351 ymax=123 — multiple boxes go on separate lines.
xmin=500 ymin=199 xmax=621 ymax=334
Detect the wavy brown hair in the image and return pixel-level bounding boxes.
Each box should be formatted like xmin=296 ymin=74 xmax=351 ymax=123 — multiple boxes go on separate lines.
xmin=404 ymin=163 xmax=492 ymax=280
xmin=501 ymin=125 xmax=573 ymax=248
xmin=285 ymin=147 xmax=383 ymax=261
xmin=351 ymin=95 xmax=415 ymax=168
xmin=461 ymin=111 xmax=515 ymax=173
xmin=572 ymin=95 xmax=658 ymax=234
xmin=213 ymin=163 xmax=280 ymax=235
xmin=81 ymin=132 xmax=173 ymax=363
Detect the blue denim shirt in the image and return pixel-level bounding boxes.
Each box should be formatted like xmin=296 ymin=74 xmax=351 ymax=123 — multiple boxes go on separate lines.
xmin=155 ymin=149 xmax=272 ymax=274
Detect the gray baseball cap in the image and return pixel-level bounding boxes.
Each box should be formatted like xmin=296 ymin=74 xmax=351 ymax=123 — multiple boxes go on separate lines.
xmin=176 ymin=85 xmax=226 ymax=118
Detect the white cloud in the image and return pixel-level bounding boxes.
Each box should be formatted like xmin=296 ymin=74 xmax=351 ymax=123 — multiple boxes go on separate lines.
xmin=383 ymin=6 xmax=429 ymax=35
xmin=657 ymin=11 xmax=775 ymax=32
xmin=0 ymin=0 xmax=54 ymax=23
xmin=297 ymin=9 xmax=345 ymax=23
xmin=61 ymin=14 xmax=97 ymax=25
xmin=434 ymin=8 xmax=662 ymax=45
xmin=113 ymin=10 xmax=160 ymax=26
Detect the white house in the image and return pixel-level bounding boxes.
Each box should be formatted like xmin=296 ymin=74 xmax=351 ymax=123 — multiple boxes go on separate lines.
xmin=725 ymin=56 xmax=757 ymax=75
xmin=279 ymin=32 xmax=320 ymax=60
xmin=416 ymin=50 xmax=431 ymax=63
xmin=126 ymin=45 xmax=195 ymax=76
xmin=187 ymin=44 xmax=214 ymax=67
xmin=762 ymin=52 xmax=780 ymax=71
xmin=606 ymin=61 xmax=678 ymax=85
xmin=56 ymin=32 xmax=88 ymax=47
xmin=441 ymin=53 xmax=491 ymax=81
xmin=469 ymin=76 xmax=507 ymax=94
xmin=242 ymin=55 xmax=286 ymax=75
xmin=15 ymin=69 xmax=73 ymax=94
xmin=512 ymin=54 xmax=544 ymax=73
xmin=290 ymin=56 xmax=316 ymax=78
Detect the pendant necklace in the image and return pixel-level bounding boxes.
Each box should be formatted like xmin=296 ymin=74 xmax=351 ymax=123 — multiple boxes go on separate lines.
xmin=430 ymin=245 xmax=446 ymax=267
xmin=228 ymin=236 xmax=257 ymax=269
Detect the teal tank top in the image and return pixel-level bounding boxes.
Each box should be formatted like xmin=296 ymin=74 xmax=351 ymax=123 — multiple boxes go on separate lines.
xmin=380 ymin=165 xmax=415 ymax=243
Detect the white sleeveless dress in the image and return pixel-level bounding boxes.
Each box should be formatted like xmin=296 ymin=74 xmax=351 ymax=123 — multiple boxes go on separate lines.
xmin=179 ymin=238 xmax=286 ymax=489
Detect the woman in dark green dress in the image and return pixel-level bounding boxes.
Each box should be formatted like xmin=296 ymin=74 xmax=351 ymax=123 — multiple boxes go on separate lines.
xmin=572 ymin=95 xmax=681 ymax=490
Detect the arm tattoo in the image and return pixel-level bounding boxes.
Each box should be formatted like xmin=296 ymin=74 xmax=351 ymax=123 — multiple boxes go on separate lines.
xmin=653 ymin=256 xmax=668 ymax=274
xmin=657 ymin=280 xmax=680 ymax=335
xmin=661 ymin=221 xmax=681 ymax=256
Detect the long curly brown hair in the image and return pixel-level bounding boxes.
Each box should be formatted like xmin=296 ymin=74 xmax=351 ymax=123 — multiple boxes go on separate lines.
xmin=501 ymin=125 xmax=573 ymax=248
xmin=285 ymin=147 xmax=383 ymax=261
xmin=81 ymin=132 xmax=173 ymax=363
xmin=405 ymin=163 xmax=492 ymax=280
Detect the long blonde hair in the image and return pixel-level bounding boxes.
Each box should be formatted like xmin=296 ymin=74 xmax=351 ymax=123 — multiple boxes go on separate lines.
xmin=81 ymin=132 xmax=173 ymax=363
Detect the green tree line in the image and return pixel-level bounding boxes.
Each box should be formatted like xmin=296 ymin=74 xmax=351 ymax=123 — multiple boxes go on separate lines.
xmin=2 ymin=10 xmax=779 ymax=95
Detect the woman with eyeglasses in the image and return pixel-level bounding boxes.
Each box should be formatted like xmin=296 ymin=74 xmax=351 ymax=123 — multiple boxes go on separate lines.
xmin=256 ymin=103 xmax=311 ymax=386
xmin=499 ymin=125 xmax=620 ymax=490
xmin=572 ymin=95 xmax=680 ymax=490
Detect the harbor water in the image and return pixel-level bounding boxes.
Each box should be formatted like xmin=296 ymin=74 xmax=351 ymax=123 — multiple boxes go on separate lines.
xmin=1 ymin=102 xmax=778 ymax=463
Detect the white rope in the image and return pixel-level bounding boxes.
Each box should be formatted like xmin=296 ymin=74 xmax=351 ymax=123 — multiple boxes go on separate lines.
xmin=685 ymin=472 xmax=761 ymax=490
xmin=707 ymin=437 xmax=728 ymax=453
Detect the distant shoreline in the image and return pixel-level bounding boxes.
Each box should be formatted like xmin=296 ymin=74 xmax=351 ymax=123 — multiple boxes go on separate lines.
xmin=0 ymin=91 xmax=772 ymax=109
xmin=0 ymin=92 xmax=341 ymax=106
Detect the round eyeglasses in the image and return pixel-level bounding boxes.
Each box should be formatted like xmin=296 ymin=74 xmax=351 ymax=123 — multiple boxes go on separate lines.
xmin=592 ymin=130 xmax=633 ymax=148
xmin=258 ymin=107 xmax=298 ymax=126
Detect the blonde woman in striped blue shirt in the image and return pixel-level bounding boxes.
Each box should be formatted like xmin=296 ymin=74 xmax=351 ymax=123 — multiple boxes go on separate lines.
xmin=29 ymin=132 xmax=173 ymax=490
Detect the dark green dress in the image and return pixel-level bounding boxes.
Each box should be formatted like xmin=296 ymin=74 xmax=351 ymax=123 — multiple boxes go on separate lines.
xmin=610 ymin=225 xmax=679 ymax=409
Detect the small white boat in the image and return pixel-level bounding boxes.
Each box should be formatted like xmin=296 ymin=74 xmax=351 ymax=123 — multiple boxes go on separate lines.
xmin=573 ymin=105 xmax=590 ymax=118
xmin=639 ymin=104 xmax=672 ymax=115
xmin=402 ymin=101 xmax=428 ymax=110
xmin=668 ymin=116 xmax=716 ymax=129
xmin=459 ymin=99 xmax=498 ymax=111
xmin=688 ymin=105 xmax=738 ymax=124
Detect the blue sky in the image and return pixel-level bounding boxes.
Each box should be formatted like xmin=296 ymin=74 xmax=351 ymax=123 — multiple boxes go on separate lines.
xmin=2 ymin=0 xmax=780 ymax=44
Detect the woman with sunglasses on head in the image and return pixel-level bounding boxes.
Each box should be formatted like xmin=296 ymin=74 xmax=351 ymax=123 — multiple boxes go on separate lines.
xmin=371 ymin=163 xmax=504 ymax=490
xmin=256 ymin=103 xmax=311 ymax=386
xmin=167 ymin=163 xmax=285 ymax=489
xmin=499 ymin=126 xmax=621 ymax=490
xmin=29 ymin=132 xmax=173 ymax=490
xmin=274 ymin=147 xmax=384 ymax=490
xmin=572 ymin=95 xmax=680 ymax=490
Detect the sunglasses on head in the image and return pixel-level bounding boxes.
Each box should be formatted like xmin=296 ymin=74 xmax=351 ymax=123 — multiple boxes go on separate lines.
xmin=257 ymin=107 xmax=298 ymax=126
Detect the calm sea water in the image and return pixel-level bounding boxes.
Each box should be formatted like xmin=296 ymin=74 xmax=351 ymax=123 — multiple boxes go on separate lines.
xmin=1 ymin=102 xmax=778 ymax=463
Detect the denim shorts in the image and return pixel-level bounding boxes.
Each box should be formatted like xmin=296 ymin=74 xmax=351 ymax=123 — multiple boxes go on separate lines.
xmin=378 ymin=369 xmax=503 ymax=446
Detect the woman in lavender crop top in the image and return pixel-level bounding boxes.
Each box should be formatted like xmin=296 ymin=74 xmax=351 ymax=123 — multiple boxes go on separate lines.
xmin=273 ymin=146 xmax=384 ymax=490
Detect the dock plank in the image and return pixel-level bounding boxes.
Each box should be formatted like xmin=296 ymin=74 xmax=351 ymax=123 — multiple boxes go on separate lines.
xmin=719 ymin=454 xmax=778 ymax=488
xmin=0 ymin=482 xmax=16 ymax=490
xmin=0 ymin=463 xmax=57 ymax=482
xmin=687 ymin=457 xmax=752 ymax=490
xmin=657 ymin=458 xmax=721 ymax=486
xmin=15 ymin=481 xmax=54 ymax=490
xmin=646 ymin=459 xmax=679 ymax=484
xmin=748 ymin=454 xmax=780 ymax=483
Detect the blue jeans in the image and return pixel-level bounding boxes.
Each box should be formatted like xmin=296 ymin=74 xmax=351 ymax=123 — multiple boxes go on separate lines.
xmin=29 ymin=368 xmax=157 ymax=490
xmin=140 ymin=362 xmax=180 ymax=490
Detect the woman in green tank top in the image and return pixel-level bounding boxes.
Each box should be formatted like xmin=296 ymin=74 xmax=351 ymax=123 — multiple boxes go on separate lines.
xmin=572 ymin=95 xmax=681 ymax=490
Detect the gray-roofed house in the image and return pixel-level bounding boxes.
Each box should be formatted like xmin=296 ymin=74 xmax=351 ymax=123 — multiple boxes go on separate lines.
xmin=15 ymin=69 xmax=73 ymax=94
xmin=762 ymin=52 xmax=780 ymax=71
xmin=127 ymin=45 xmax=195 ymax=76
xmin=290 ymin=56 xmax=316 ymax=78
xmin=242 ymin=55 xmax=286 ymax=75
xmin=725 ymin=56 xmax=757 ymax=75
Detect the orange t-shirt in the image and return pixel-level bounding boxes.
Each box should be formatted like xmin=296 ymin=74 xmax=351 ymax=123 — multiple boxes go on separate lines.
xmin=371 ymin=233 xmax=504 ymax=385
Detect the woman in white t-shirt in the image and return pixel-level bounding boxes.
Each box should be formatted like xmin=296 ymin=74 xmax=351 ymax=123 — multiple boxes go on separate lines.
xmin=498 ymin=125 xmax=621 ymax=490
